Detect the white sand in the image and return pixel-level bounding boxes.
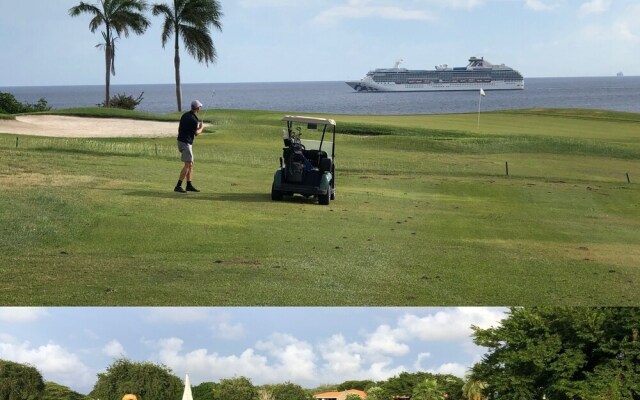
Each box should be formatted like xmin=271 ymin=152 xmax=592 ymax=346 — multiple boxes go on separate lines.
xmin=0 ymin=115 xmax=178 ymax=138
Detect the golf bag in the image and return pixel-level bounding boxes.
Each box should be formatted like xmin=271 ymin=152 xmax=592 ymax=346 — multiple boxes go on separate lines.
xmin=285 ymin=144 xmax=305 ymax=183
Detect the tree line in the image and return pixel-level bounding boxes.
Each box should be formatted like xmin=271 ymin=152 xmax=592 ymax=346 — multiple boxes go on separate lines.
xmin=68 ymin=0 xmax=223 ymax=111
xmin=1 ymin=307 xmax=638 ymax=400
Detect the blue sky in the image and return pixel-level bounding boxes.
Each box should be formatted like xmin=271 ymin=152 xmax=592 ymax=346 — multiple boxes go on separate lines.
xmin=0 ymin=0 xmax=639 ymax=86
xmin=0 ymin=307 xmax=506 ymax=395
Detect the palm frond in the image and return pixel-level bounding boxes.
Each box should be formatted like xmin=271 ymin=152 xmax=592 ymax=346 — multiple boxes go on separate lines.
xmin=180 ymin=23 xmax=215 ymax=65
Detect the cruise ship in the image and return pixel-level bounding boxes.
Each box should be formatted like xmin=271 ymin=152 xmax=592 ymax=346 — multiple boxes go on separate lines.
xmin=346 ymin=57 xmax=524 ymax=92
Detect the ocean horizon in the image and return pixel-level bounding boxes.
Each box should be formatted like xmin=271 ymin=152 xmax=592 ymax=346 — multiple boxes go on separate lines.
xmin=3 ymin=76 xmax=640 ymax=115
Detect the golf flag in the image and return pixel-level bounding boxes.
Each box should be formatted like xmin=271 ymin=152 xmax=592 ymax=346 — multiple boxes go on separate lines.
xmin=182 ymin=374 xmax=194 ymax=400
xmin=480 ymin=88 xmax=486 ymax=96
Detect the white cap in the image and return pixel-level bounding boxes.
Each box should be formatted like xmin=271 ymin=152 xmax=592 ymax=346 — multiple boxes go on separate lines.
xmin=191 ymin=100 xmax=203 ymax=109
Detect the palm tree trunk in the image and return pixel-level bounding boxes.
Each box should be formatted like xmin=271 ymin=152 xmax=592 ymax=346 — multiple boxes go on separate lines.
xmin=105 ymin=33 xmax=111 ymax=108
xmin=174 ymin=37 xmax=182 ymax=112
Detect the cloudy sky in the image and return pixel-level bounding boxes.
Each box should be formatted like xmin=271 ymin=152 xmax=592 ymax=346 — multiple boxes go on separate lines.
xmin=0 ymin=0 xmax=638 ymax=86
xmin=0 ymin=307 xmax=507 ymax=395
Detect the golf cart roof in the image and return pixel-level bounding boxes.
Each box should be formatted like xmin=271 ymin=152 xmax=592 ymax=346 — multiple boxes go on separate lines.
xmin=282 ymin=115 xmax=336 ymax=126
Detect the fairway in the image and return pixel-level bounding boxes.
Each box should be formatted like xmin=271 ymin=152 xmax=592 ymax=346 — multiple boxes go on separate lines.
xmin=1 ymin=108 xmax=639 ymax=306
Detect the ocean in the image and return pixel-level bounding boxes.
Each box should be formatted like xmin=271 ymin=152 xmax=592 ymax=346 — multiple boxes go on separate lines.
xmin=2 ymin=76 xmax=640 ymax=115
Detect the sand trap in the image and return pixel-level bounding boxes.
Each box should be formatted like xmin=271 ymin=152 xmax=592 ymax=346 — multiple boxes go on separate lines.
xmin=0 ymin=115 xmax=178 ymax=138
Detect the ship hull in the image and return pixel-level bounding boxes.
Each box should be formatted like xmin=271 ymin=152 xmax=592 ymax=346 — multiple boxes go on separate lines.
xmin=346 ymin=80 xmax=524 ymax=92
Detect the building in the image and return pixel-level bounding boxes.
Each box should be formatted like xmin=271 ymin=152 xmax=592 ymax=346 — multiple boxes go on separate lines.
xmin=313 ymin=389 xmax=367 ymax=400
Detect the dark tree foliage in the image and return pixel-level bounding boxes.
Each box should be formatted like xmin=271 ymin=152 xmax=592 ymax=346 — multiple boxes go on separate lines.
xmin=271 ymin=382 xmax=310 ymax=400
xmin=193 ymin=381 xmax=217 ymax=400
xmin=337 ymin=380 xmax=376 ymax=392
xmin=0 ymin=359 xmax=45 ymax=400
xmin=381 ymin=372 xmax=437 ymax=397
xmin=43 ymin=382 xmax=87 ymax=400
xmin=471 ymin=307 xmax=640 ymax=400
xmin=380 ymin=372 xmax=463 ymax=400
xmin=89 ymin=358 xmax=182 ymax=400
xmin=214 ymin=376 xmax=259 ymax=400
xmin=0 ymin=92 xmax=51 ymax=114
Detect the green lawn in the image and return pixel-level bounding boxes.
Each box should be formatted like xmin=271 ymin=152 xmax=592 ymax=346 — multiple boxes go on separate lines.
xmin=1 ymin=108 xmax=639 ymax=306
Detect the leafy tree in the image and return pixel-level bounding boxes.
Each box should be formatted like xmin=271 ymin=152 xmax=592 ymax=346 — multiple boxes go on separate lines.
xmin=365 ymin=386 xmax=390 ymax=400
xmin=69 ymin=0 xmax=150 ymax=107
xmin=337 ymin=381 xmax=376 ymax=392
xmin=89 ymin=358 xmax=182 ymax=400
xmin=151 ymin=0 xmax=223 ymax=111
xmin=258 ymin=385 xmax=274 ymax=400
xmin=193 ymin=381 xmax=217 ymax=400
xmin=344 ymin=393 xmax=363 ymax=400
xmin=470 ymin=307 xmax=640 ymax=400
xmin=432 ymin=375 xmax=463 ymax=400
xmin=411 ymin=379 xmax=445 ymax=400
xmin=43 ymin=382 xmax=87 ymax=400
xmin=0 ymin=92 xmax=51 ymax=114
xmin=381 ymin=372 xmax=435 ymax=396
xmin=214 ymin=376 xmax=259 ymax=400
xmin=0 ymin=359 xmax=45 ymax=400
xmin=271 ymin=382 xmax=309 ymax=400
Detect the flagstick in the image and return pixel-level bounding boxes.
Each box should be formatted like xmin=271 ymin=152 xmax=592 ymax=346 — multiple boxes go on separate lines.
xmin=477 ymin=92 xmax=482 ymax=130
xmin=477 ymin=88 xmax=485 ymax=130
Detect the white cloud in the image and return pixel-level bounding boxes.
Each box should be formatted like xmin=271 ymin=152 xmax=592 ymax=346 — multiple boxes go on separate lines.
xmin=413 ymin=352 xmax=431 ymax=370
xmin=396 ymin=308 xmax=504 ymax=342
xmin=145 ymin=308 xmax=210 ymax=324
xmin=314 ymin=0 xmax=435 ymax=24
xmin=524 ymin=0 xmax=559 ymax=12
xmin=318 ymin=334 xmax=365 ymax=376
xmin=102 ymin=339 xmax=127 ymax=358
xmin=365 ymin=324 xmax=410 ymax=356
xmin=0 ymin=308 xmax=48 ymax=323
xmin=213 ymin=321 xmax=246 ymax=340
xmin=580 ymin=4 xmax=640 ymax=43
xmin=153 ymin=336 xmax=317 ymax=386
xmin=239 ymin=0 xmax=307 ymax=7
xmin=579 ymin=0 xmax=610 ymax=16
xmin=427 ymin=362 xmax=468 ymax=377
xmin=0 ymin=339 xmax=94 ymax=390
xmin=422 ymin=0 xmax=485 ymax=10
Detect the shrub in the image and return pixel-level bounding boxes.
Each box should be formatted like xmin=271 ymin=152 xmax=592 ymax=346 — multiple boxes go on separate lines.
xmin=100 ymin=92 xmax=144 ymax=110
xmin=0 ymin=92 xmax=51 ymax=114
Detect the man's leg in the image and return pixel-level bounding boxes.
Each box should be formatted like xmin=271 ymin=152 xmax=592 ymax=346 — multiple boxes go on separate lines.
xmin=175 ymin=161 xmax=192 ymax=192
xmin=185 ymin=162 xmax=199 ymax=192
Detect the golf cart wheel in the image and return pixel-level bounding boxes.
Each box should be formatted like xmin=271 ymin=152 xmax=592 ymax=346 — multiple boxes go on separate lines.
xmin=330 ymin=190 xmax=336 ymax=201
xmin=318 ymin=192 xmax=330 ymax=205
xmin=271 ymin=185 xmax=283 ymax=201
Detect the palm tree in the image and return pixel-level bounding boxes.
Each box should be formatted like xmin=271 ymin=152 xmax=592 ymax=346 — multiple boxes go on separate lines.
xmin=461 ymin=377 xmax=487 ymax=400
xmin=152 ymin=0 xmax=223 ymax=111
xmin=69 ymin=0 xmax=150 ymax=107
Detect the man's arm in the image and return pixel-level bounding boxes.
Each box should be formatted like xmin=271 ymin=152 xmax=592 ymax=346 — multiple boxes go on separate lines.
xmin=195 ymin=121 xmax=205 ymax=136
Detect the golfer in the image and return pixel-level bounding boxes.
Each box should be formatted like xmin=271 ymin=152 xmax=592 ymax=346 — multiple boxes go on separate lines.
xmin=174 ymin=100 xmax=205 ymax=193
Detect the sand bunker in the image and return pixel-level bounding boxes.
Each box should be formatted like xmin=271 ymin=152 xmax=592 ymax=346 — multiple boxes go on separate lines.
xmin=0 ymin=115 xmax=178 ymax=138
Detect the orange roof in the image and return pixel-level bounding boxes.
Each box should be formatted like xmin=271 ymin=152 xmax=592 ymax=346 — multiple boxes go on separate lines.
xmin=313 ymin=390 xmax=367 ymax=399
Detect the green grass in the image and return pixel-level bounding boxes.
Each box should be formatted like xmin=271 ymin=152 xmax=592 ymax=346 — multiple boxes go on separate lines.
xmin=1 ymin=108 xmax=639 ymax=306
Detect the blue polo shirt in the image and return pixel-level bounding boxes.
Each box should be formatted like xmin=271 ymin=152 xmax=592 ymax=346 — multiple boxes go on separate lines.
xmin=177 ymin=111 xmax=200 ymax=145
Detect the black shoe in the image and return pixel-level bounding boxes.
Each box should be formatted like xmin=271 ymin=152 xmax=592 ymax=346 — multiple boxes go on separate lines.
xmin=186 ymin=185 xmax=200 ymax=192
xmin=174 ymin=186 xmax=186 ymax=193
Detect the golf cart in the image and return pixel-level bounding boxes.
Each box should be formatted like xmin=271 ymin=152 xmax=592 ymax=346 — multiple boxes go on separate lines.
xmin=271 ymin=115 xmax=336 ymax=205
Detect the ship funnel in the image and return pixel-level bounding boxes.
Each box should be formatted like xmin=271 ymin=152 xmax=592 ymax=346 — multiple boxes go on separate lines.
xmin=393 ymin=59 xmax=403 ymax=69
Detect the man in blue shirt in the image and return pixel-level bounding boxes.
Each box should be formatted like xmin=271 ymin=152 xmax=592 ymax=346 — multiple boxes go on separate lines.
xmin=175 ymin=100 xmax=205 ymax=193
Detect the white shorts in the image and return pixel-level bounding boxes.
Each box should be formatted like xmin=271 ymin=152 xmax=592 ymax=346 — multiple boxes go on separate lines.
xmin=177 ymin=141 xmax=193 ymax=162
